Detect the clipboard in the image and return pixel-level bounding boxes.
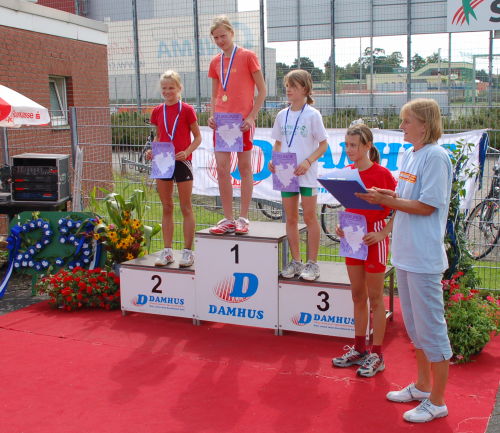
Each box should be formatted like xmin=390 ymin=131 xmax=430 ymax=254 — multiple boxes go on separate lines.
xmin=318 ymin=178 xmax=383 ymax=210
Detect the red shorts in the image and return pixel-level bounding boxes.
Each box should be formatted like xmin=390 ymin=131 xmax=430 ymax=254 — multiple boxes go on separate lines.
xmin=213 ymin=125 xmax=254 ymax=152
xmin=345 ymin=219 xmax=389 ymax=273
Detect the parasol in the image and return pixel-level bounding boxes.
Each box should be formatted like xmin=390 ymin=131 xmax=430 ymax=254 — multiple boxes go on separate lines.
xmin=0 ymin=84 xmax=50 ymax=128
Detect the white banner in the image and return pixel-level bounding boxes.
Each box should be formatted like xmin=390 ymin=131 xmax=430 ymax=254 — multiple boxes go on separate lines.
xmin=192 ymin=127 xmax=486 ymax=210
xmin=447 ymin=0 xmax=500 ymax=32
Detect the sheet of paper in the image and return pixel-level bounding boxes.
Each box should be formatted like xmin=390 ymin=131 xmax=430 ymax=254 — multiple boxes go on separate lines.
xmin=150 ymin=141 xmax=175 ymax=179
xmin=272 ymin=151 xmax=299 ymax=192
xmin=339 ymin=211 xmax=368 ymax=260
xmin=214 ymin=112 xmax=243 ymax=152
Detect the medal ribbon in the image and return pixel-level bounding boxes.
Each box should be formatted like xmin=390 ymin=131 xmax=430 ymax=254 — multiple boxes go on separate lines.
xmin=220 ymin=45 xmax=238 ymax=91
xmin=284 ymin=104 xmax=306 ymax=148
xmin=163 ymin=100 xmax=182 ymax=141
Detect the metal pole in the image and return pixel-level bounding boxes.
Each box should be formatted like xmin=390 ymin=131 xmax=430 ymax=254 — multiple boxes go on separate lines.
xmin=74 ymin=0 xmax=79 ymax=15
xmin=131 ymin=0 xmax=142 ymax=110
xmin=448 ymin=33 xmax=452 ymax=106
xmin=2 ymin=128 xmax=8 ymax=166
xmin=259 ymin=0 xmax=266 ymax=106
xmin=330 ymin=0 xmax=336 ymax=109
xmin=297 ymin=0 xmax=301 ymax=68
xmin=472 ymin=55 xmax=476 ymax=106
xmin=489 ymin=31 xmax=494 ymax=108
xmin=193 ymin=0 xmax=201 ymax=110
xmin=370 ymin=0 xmax=374 ymax=112
xmin=406 ymin=0 xmax=412 ymax=102
xmin=70 ymin=106 xmax=78 ymax=168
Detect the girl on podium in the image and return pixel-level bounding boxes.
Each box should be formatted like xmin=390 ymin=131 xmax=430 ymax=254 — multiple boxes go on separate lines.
xmin=269 ymin=69 xmax=328 ymax=281
xmin=331 ymin=123 xmax=396 ymax=377
xmin=149 ymin=70 xmax=202 ymax=267
xmin=207 ymin=15 xmax=266 ymax=235
xmin=357 ymin=98 xmax=452 ymax=423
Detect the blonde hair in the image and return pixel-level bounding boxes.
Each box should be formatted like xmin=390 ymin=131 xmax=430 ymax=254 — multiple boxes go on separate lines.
xmin=210 ymin=15 xmax=235 ymax=35
xmin=284 ymin=69 xmax=314 ymax=105
xmin=346 ymin=123 xmax=380 ymax=163
xmin=400 ymin=98 xmax=443 ymax=144
xmin=160 ymin=70 xmax=183 ymax=91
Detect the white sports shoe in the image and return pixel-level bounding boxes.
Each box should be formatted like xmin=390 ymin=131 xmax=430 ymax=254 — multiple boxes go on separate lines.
xmin=300 ymin=261 xmax=320 ymax=281
xmin=155 ymin=248 xmax=174 ymax=266
xmin=179 ymin=248 xmax=194 ymax=267
xmin=403 ymin=399 xmax=448 ymax=423
xmin=386 ymin=383 xmax=431 ymax=403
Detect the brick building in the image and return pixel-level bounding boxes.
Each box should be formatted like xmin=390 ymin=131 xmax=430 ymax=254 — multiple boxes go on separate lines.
xmin=0 ymin=0 xmax=110 ymax=222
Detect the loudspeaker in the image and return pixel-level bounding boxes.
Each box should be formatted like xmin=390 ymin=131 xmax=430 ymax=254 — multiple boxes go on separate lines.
xmin=11 ymin=153 xmax=70 ymax=202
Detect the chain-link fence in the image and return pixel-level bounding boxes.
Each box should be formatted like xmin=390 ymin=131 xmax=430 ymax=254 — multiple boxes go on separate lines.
xmin=36 ymin=1 xmax=500 ymax=110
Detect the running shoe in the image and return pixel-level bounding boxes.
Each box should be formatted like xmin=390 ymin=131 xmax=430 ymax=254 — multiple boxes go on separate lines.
xmin=386 ymin=383 xmax=431 ymax=403
xmin=209 ymin=218 xmax=236 ymax=235
xmin=179 ymin=248 xmax=194 ymax=267
xmin=300 ymin=260 xmax=320 ymax=281
xmin=155 ymin=248 xmax=174 ymax=266
xmin=235 ymin=217 xmax=250 ymax=235
xmin=356 ymin=353 xmax=385 ymax=377
xmin=403 ymin=399 xmax=448 ymax=423
xmin=280 ymin=260 xmax=304 ymax=279
xmin=332 ymin=345 xmax=369 ymax=367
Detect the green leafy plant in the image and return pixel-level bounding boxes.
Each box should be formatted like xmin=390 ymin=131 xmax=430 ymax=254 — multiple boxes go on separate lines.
xmin=442 ymin=140 xmax=499 ymax=362
xmin=84 ymin=186 xmax=161 ymax=267
xmin=443 ymin=271 xmax=499 ymax=363
xmin=35 ymin=267 xmax=120 ymax=311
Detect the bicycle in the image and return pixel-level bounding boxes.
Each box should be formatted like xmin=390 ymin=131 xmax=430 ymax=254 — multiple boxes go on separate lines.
xmin=464 ymin=155 xmax=500 ymax=260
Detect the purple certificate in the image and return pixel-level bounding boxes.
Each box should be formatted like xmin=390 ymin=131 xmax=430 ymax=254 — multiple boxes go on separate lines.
xmin=339 ymin=211 xmax=368 ymax=260
xmin=214 ymin=112 xmax=243 ymax=152
xmin=150 ymin=141 xmax=175 ymax=179
xmin=272 ymin=151 xmax=299 ymax=192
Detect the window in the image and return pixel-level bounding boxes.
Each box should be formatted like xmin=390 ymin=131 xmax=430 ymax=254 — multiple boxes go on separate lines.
xmin=49 ymin=76 xmax=68 ymax=127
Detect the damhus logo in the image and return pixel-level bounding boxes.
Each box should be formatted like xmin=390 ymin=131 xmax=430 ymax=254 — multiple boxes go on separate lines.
xmin=291 ymin=312 xmax=354 ymax=327
xmin=131 ymin=294 xmax=185 ymax=307
xmin=209 ymin=272 xmax=264 ymax=320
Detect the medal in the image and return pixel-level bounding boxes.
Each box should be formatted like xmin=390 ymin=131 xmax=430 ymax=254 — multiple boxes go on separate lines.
xmin=284 ymin=104 xmax=306 ymax=148
xmin=163 ymin=100 xmax=182 ymax=141
xmin=220 ymin=45 xmax=237 ymax=99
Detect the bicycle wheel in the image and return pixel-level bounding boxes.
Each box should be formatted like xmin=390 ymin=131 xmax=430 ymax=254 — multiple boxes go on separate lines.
xmin=320 ymin=203 xmax=343 ymax=242
xmin=255 ymin=199 xmax=283 ymax=220
xmin=464 ymin=199 xmax=500 ymax=260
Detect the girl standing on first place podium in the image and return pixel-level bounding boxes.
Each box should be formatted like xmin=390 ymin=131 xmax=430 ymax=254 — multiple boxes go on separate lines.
xmin=331 ymin=123 xmax=396 ymax=377
xmin=207 ymin=15 xmax=266 ymax=236
xmin=269 ymin=69 xmax=328 ymax=281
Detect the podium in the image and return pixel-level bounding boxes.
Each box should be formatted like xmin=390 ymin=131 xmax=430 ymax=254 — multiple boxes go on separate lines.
xmin=119 ymin=221 xmax=394 ymax=339
xmin=194 ymin=221 xmax=305 ymax=331
xmin=120 ymin=250 xmax=196 ymax=321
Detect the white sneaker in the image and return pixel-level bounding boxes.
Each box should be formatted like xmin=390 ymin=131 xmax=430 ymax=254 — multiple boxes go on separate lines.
xmin=403 ymin=399 xmax=448 ymax=423
xmin=179 ymin=248 xmax=194 ymax=267
xmin=300 ymin=261 xmax=320 ymax=281
xmin=281 ymin=260 xmax=304 ymax=278
xmin=155 ymin=248 xmax=174 ymax=266
xmin=386 ymin=383 xmax=431 ymax=403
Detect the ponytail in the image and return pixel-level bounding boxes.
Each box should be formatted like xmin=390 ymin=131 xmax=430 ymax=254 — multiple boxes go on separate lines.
xmin=369 ymin=146 xmax=380 ymax=164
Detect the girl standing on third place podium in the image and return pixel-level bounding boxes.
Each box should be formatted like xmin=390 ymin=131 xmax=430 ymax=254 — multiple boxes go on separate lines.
xmin=269 ymin=69 xmax=328 ymax=281
xmin=207 ymin=15 xmax=266 ymax=236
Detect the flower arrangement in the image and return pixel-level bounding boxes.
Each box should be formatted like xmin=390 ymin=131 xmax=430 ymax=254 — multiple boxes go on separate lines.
xmin=35 ymin=266 xmax=120 ymax=311
xmin=443 ymin=271 xmax=499 ymax=363
xmin=84 ymin=187 xmax=160 ymax=267
xmin=442 ymin=141 xmax=499 ymax=363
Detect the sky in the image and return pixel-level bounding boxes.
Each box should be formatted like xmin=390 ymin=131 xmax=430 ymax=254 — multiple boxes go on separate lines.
xmin=238 ymin=0 xmax=500 ymax=72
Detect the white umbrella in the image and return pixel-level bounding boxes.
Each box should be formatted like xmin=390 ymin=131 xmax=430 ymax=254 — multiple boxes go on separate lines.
xmin=0 ymin=84 xmax=50 ymax=128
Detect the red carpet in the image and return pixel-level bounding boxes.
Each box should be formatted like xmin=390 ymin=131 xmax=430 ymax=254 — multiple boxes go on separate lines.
xmin=0 ymin=299 xmax=498 ymax=433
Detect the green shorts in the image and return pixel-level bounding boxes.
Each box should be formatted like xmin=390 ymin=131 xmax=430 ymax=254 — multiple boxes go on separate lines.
xmin=281 ymin=187 xmax=317 ymax=198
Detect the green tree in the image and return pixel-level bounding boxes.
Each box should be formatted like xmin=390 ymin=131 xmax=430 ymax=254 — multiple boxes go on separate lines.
xmin=411 ymin=53 xmax=426 ymax=72
xmin=291 ymin=57 xmax=324 ymax=82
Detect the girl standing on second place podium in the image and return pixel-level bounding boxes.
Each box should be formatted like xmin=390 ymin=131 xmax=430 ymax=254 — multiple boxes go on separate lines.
xmin=149 ymin=70 xmax=202 ymax=268
xmin=207 ymin=15 xmax=266 ymax=235
xmin=269 ymin=69 xmax=328 ymax=281
xmin=331 ymin=123 xmax=396 ymax=377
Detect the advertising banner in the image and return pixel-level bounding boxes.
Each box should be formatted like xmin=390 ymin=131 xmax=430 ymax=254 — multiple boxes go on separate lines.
xmin=193 ymin=127 xmax=486 ymax=211
xmin=447 ymin=0 xmax=500 ymax=32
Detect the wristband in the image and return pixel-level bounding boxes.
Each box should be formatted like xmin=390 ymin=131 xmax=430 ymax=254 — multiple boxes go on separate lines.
xmin=306 ymin=158 xmax=312 ymax=166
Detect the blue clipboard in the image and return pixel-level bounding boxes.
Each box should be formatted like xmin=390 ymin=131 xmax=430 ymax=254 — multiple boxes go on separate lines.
xmin=318 ymin=178 xmax=383 ymax=210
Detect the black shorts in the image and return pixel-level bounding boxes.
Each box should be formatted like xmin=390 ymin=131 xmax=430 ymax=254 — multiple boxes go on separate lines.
xmin=158 ymin=160 xmax=193 ymax=183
